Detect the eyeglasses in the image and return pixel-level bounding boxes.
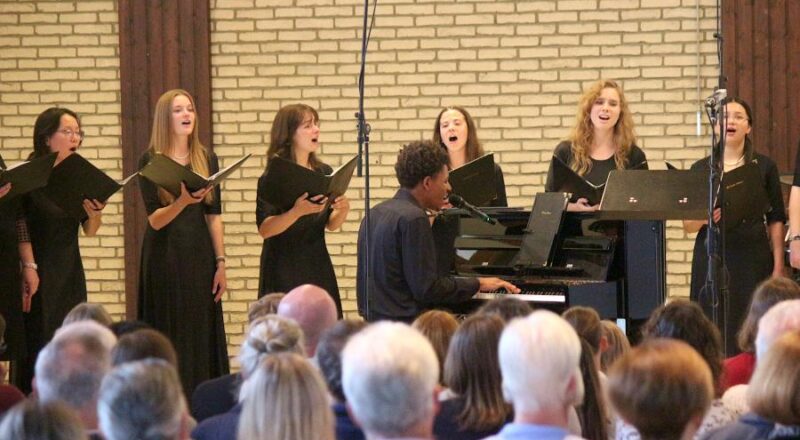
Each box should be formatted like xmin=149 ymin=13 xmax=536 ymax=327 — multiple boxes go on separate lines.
xmin=726 ymin=114 xmax=749 ymax=123
xmin=57 ymin=129 xmax=85 ymax=140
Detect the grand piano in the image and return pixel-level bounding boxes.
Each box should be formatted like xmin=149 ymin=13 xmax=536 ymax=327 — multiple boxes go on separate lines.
xmin=435 ymin=207 xmax=667 ymax=326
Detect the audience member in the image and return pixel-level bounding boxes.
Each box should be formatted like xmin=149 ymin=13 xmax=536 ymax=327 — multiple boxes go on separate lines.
xmin=247 ymin=292 xmax=285 ymax=322
xmin=0 ymin=314 xmax=24 ymax=417
xmin=237 ymin=352 xmax=334 ymax=440
xmin=0 ymin=400 xmax=86 ymax=440
xmin=705 ymin=331 xmax=800 ymax=439
xmin=61 ymin=302 xmax=113 ymax=328
xmin=600 ymin=320 xmax=630 ymax=373
xmin=111 ymin=328 xmax=178 ymax=367
xmin=723 ymin=299 xmax=800 ymax=414
xmin=343 ymin=322 xmax=439 ymax=440
xmin=316 ymin=320 xmax=368 ymax=440
xmin=434 ymin=314 xmax=511 ymax=440
xmin=412 ymin=310 xmax=459 ymax=383
xmin=108 ymin=319 xmax=150 ymax=338
xmin=723 ymin=277 xmax=800 ymax=391
xmin=476 ymin=296 xmax=532 ymax=323
xmin=575 ymin=338 xmax=608 ymax=440
xmin=192 ymin=315 xmax=305 ymax=439
xmin=34 ymin=320 xmax=116 ymax=439
xmin=608 ymin=339 xmax=713 ymax=440
xmin=487 ymin=310 xmax=584 ymax=440
xmin=98 ymin=359 xmax=189 ymax=440
xmin=277 ymin=284 xmax=338 ymax=357
xmin=563 ymin=307 xmax=607 ymax=369
xmin=617 ymin=300 xmax=735 ymax=439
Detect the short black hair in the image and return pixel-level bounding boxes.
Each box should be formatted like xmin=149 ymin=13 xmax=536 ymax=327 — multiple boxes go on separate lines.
xmin=316 ymin=320 xmax=367 ymax=402
xmin=32 ymin=107 xmax=80 ymax=159
xmin=395 ymin=140 xmax=449 ymax=189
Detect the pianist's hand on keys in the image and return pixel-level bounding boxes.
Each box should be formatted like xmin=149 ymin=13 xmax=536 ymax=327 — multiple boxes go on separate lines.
xmin=478 ymin=277 xmax=521 ymax=295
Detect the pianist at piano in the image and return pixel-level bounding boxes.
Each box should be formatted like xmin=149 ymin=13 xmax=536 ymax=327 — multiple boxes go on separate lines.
xmin=356 ymin=140 xmax=519 ymax=323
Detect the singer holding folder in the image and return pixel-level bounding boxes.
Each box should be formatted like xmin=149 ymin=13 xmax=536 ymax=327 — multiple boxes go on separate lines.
xmin=684 ymin=98 xmax=785 ymax=355
xmin=16 ymin=107 xmax=105 ymax=392
xmin=137 ymin=90 xmax=229 ymax=394
xmin=544 ymin=79 xmax=647 ymax=210
xmin=256 ymin=104 xmax=349 ymax=317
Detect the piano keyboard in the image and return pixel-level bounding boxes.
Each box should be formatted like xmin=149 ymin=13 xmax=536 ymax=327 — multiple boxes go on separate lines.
xmin=473 ymin=290 xmax=566 ymax=303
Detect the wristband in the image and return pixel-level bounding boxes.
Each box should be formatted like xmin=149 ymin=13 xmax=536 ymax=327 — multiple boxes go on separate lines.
xmin=22 ymin=261 xmax=38 ymax=271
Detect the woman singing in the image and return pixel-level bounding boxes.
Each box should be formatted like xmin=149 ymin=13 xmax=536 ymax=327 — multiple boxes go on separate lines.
xmin=138 ymin=89 xmax=229 ymax=394
xmin=685 ymin=98 xmax=785 ymax=355
xmin=256 ymin=104 xmax=349 ymax=317
xmin=16 ymin=107 xmax=105 ymax=392
xmin=545 ymin=79 xmax=647 ymax=210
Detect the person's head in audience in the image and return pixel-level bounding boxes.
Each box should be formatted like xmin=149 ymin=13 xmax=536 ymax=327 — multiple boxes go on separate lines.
xmin=755 ymin=299 xmax=800 ymax=360
xmin=0 ymin=400 xmax=86 ymax=440
xmin=111 ymin=328 xmax=178 ymax=368
xmin=738 ymin=278 xmax=800 ymax=354
xmin=277 ymin=284 xmax=337 ymax=357
xmin=395 ymin=140 xmax=451 ymax=212
xmin=62 ymin=302 xmax=113 ymax=328
xmin=498 ymin=310 xmax=583 ymax=427
xmin=34 ymin=320 xmax=116 ymax=432
xmin=98 ymin=359 xmax=188 ymax=440
xmin=600 ymin=320 xmax=630 ymax=373
xmin=237 ymin=352 xmax=334 ymax=440
xmin=109 ymin=320 xmax=151 ymax=338
xmin=576 ymin=337 xmax=608 ymax=440
xmin=316 ymin=319 xmax=367 ymax=403
xmin=609 ymin=339 xmax=713 ymax=440
xmin=747 ymin=331 xmax=800 ymax=426
xmin=562 ymin=306 xmax=606 ymax=369
xmin=238 ymin=315 xmax=305 ymax=386
xmin=642 ymin=299 xmax=724 ymax=395
xmin=343 ymin=322 xmax=439 ymax=439
xmin=412 ymin=310 xmax=459 ymax=383
xmin=248 ymin=292 xmax=285 ymax=323
xmin=444 ymin=313 xmax=510 ymax=431
xmin=476 ymin=297 xmax=532 ymax=323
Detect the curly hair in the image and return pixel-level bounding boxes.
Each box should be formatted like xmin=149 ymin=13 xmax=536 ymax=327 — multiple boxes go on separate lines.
xmin=567 ymin=79 xmax=636 ymax=176
xmin=395 ymin=140 xmax=449 ymax=188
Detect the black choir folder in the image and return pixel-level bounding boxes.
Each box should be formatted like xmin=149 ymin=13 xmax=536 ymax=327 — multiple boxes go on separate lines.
xmin=261 ymin=155 xmax=358 ymax=211
xmin=448 ymin=153 xmax=497 ymax=206
xmin=42 ymin=153 xmax=136 ymax=221
xmin=139 ymin=153 xmax=253 ymax=198
xmin=0 ymin=153 xmax=57 ymax=204
xmin=511 ymin=192 xmax=569 ymax=268
xmin=550 ymin=155 xmax=647 ymax=206
xmin=719 ymin=162 xmax=770 ymax=231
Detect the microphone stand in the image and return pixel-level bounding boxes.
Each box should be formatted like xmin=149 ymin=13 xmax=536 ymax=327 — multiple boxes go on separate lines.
xmin=356 ymin=0 xmax=375 ymax=320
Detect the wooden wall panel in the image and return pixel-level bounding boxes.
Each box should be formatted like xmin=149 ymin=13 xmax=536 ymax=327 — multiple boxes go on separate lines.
xmin=119 ymin=0 xmax=212 ymax=318
xmin=723 ymin=0 xmax=800 ymax=172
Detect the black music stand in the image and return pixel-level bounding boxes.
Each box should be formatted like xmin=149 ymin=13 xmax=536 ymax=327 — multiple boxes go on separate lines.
xmin=598 ymin=169 xmax=708 ymax=220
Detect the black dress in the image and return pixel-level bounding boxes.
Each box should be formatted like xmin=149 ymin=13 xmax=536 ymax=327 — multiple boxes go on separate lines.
xmin=545 ymin=140 xmax=648 ymax=193
xmin=255 ymin=162 xmax=342 ymax=317
xmin=0 ymin=155 xmax=25 ymax=365
xmin=16 ymin=184 xmax=87 ymax=392
xmin=138 ymin=151 xmax=229 ymax=395
xmin=689 ymin=154 xmax=785 ymax=356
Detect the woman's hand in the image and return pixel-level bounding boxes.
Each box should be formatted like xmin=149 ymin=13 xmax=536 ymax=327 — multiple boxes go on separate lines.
xmin=21 ymin=266 xmax=39 ymax=313
xmin=567 ymin=198 xmax=598 ymax=212
xmin=212 ymin=263 xmax=226 ymax=303
xmin=0 ymin=183 xmax=11 ymax=199
xmin=177 ymin=182 xmax=212 ymax=207
xmin=330 ymin=195 xmax=350 ymax=211
xmin=82 ymin=198 xmax=106 ymax=219
xmin=290 ymin=192 xmax=327 ymax=217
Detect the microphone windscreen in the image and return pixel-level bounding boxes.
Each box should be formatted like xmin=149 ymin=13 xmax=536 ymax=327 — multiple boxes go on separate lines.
xmin=448 ymin=194 xmax=464 ymax=207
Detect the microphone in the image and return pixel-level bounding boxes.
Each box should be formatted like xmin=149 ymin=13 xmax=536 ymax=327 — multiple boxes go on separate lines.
xmin=448 ymin=194 xmax=497 ymax=225
xmin=704 ymin=88 xmax=727 ymax=110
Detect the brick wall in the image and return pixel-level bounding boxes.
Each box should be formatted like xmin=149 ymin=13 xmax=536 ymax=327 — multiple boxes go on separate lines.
xmin=0 ymin=0 xmax=124 ymax=317
xmin=2 ymin=0 xmax=721 ymax=365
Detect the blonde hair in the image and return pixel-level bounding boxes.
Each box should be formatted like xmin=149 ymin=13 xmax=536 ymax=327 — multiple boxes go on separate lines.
xmin=748 ymin=331 xmax=800 ymax=425
xmin=147 ymin=89 xmax=213 ymax=205
xmin=567 ymin=79 xmax=636 ymax=176
xmin=608 ymin=339 xmax=712 ymax=440
xmin=237 ymin=353 xmax=334 ymax=440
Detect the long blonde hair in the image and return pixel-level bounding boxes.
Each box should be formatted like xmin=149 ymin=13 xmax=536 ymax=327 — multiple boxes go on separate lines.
xmin=148 ymin=89 xmax=213 ymax=205
xmin=237 ymin=353 xmax=334 ymax=440
xmin=567 ymin=79 xmax=636 ymax=176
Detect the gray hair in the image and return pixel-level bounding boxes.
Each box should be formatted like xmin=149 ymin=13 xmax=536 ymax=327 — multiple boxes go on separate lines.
xmin=35 ymin=320 xmax=116 ymax=409
xmin=238 ymin=315 xmax=305 ymax=381
xmin=62 ymin=302 xmax=113 ymax=327
xmin=342 ymin=322 xmax=439 ymax=437
xmin=0 ymin=400 xmax=86 ymax=440
xmin=499 ymin=310 xmax=583 ymax=413
xmin=755 ymin=299 xmax=800 ymax=360
xmin=98 ymin=359 xmax=186 ymax=440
